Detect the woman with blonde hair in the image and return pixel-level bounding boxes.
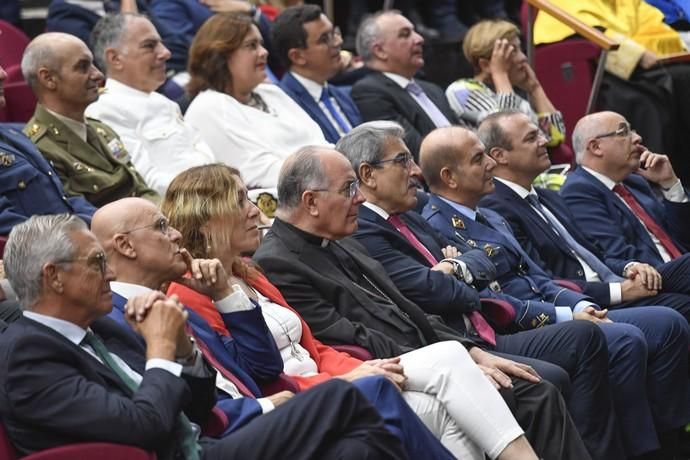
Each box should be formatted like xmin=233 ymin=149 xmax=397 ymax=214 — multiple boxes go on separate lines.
xmin=446 ymin=19 xmax=565 ymax=147
xmin=161 ymin=163 xmax=590 ymax=460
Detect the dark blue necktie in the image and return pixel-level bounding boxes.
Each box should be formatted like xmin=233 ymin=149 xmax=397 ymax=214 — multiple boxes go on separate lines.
xmin=525 ymin=194 xmax=622 ymax=282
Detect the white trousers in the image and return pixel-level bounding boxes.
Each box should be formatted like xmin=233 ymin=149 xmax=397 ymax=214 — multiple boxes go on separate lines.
xmin=399 ymin=341 xmax=524 ymax=459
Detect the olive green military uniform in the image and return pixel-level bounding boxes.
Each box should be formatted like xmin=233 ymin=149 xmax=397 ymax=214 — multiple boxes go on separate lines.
xmin=24 ymin=104 xmax=159 ymax=208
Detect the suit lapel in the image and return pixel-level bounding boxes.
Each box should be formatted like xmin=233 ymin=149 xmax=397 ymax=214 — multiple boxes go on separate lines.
xmin=281 ymin=74 xmax=340 ymax=142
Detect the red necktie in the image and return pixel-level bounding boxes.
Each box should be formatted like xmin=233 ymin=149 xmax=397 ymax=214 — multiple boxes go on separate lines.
xmin=612 ymin=184 xmax=683 ymax=259
xmin=186 ymin=325 xmax=256 ymax=398
xmin=387 ymin=214 xmax=496 ymax=346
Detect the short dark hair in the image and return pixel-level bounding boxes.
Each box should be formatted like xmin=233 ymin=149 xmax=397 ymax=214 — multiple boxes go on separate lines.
xmin=477 ymin=110 xmax=523 ymax=152
xmin=271 ymin=4 xmax=323 ymax=70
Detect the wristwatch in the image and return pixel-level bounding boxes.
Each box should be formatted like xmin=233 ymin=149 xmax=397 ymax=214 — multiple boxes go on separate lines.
xmin=441 ymin=258 xmax=473 ymax=284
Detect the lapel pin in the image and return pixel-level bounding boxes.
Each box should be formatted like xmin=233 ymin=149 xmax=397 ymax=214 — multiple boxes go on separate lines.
xmin=451 ymin=215 xmax=465 ymax=229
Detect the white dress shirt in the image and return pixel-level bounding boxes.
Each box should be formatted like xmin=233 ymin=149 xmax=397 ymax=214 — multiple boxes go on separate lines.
xmin=582 ymin=167 xmax=687 ymax=263
xmin=110 ymin=281 xmax=275 ymax=413
xmin=86 ymin=78 xmax=216 ymax=194
xmin=184 ymin=83 xmax=330 ymax=199
xmin=290 ymin=72 xmax=352 ymax=136
xmin=23 ymin=310 xmax=183 ymax=379
xmin=382 ymin=72 xmax=451 ymax=128
xmin=494 ymin=177 xmax=623 ymax=304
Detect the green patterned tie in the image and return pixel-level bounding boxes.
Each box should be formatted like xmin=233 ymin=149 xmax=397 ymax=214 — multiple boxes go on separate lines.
xmin=82 ymin=331 xmax=202 ymax=460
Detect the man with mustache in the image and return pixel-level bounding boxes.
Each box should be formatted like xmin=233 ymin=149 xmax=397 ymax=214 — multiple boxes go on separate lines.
xmin=21 ymin=32 xmax=158 ymax=207
xmin=86 ymin=13 xmax=215 ymax=195
xmin=478 ymin=110 xmax=690 ymax=321
xmin=559 ymin=111 xmax=690 ymax=305
xmin=351 ymin=10 xmax=460 ymax=160
xmin=416 ymin=121 xmax=690 ymax=459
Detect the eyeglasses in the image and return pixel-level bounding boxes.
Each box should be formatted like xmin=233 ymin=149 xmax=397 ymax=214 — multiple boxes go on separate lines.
xmin=122 ymin=217 xmax=170 ymax=235
xmin=55 ymin=251 xmax=108 ymax=277
xmin=369 ymin=153 xmax=413 ymax=169
xmin=593 ymin=122 xmax=636 ymax=140
xmin=312 ymin=179 xmax=360 ymax=198
xmin=316 ymin=26 xmax=342 ymax=46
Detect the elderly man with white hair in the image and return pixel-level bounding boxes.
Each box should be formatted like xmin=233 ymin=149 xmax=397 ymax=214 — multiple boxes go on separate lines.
xmin=86 ymin=13 xmax=215 ymax=194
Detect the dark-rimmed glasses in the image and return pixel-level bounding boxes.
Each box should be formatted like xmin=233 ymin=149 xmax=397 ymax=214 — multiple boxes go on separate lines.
xmin=55 ymin=251 xmax=107 ymax=277
xmin=312 ymin=179 xmax=360 ymax=198
xmin=316 ymin=27 xmax=342 ymax=46
xmin=369 ymin=153 xmax=413 ymax=169
xmin=593 ymin=122 xmax=635 ymax=140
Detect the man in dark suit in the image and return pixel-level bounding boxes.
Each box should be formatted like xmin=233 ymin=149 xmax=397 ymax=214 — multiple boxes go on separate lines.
xmin=478 ymin=110 xmax=690 ymax=318
xmin=559 ymin=111 xmax=690 ymax=312
xmin=255 ymin=145 xmax=614 ymax=460
xmin=351 ymin=11 xmax=459 ymax=159
xmin=272 ymin=5 xmax=361 ymax=144
xmin=91 ymin=197 xmax=460 ymax=459
xmin=0 ymin=214 xmax=405 ymax=460
xmin=417 ymin=123 xmax=690 ymax=459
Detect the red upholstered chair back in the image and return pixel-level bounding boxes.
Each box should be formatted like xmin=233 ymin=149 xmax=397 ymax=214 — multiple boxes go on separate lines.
xmin=1 ymin=80 xmax=37 ymax=123
xmin=0 ymin=20 xmax=30 ymax=73
xmin=519 ymin=1 xmax=602 ymax=148
xmin=0 ymin=422 xmax=18 ymax=460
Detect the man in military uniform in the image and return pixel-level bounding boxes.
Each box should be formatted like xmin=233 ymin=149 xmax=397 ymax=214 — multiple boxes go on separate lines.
xmin=417 ymin=124 xmax=690 ymax=459
xmin=21 ymin=32 xmax=159 ymax=207
xmin=0 ymin=63 xmax=95 ymax=235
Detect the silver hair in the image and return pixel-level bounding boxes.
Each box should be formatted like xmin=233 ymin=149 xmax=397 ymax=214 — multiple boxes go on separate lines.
xmin=355 ymin=13 xmax=381 ymax=62
xmin=336 ymin=120 xmax=405 ymax=174
xmin=21 ymin=39 xmax=60 ymax=91
xmin=277 ymin=146 xmax=329 ymax=211
xmin=4 ymin=214 xmax=87 ymax=309
xmin=91 ymin=13 xmax=142 ymax=72
xmin=571 ymin=119 xmax=596 ymax=165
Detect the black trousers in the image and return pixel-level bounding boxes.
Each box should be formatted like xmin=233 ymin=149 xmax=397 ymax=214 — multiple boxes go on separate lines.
xmin=496 ymin=320 xmax=625 ymax=460
xmin=200 ymin=379 xmax=407 ymax=460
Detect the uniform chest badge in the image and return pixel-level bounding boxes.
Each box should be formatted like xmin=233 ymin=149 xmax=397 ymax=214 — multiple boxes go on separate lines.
xmin=0 ymin=152 xmax=16 ymax=167
xmin=108 ymin=138 xmax=129 ymax=160
xmin=451 ymin=215 xmax=465 ymax=229
xmin=256 ymin=192 xmax=278 ymax=218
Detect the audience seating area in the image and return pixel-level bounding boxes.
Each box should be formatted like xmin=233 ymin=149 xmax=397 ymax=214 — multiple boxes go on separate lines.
xmin=2 ymin=0 xmax=690 ymax=458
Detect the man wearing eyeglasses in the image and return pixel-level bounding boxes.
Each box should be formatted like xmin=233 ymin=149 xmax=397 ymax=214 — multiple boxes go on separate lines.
xmin=479 ymin=111 xmax=690 ymax=322
xmin=558 ymin=110 xmax=690 ymax=317
xmin=414 ymin=119 xmax=690 ymax=459
xmin=273 ymin=5 xmax=361 ymax=144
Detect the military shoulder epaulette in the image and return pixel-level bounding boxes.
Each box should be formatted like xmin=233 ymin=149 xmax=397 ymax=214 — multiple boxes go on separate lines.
xmin=24 ymin=123 xmax=47 ymax=141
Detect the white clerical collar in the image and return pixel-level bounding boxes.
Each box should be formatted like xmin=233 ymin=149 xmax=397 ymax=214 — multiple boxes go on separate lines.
xmin=362 ymin=201 xmax=390 ymax=220
xmin=23 ymin=310 xmax=88 ymax=346
xmin=493 ymin=176 xmax=534 ymax=199
xmin=581 ymin=166 xmax=617 ymax=190
xmin=290 ymin=71 xmax=327 ymax=103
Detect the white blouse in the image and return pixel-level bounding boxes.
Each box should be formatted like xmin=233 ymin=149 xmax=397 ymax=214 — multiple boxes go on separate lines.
xmin=257 ymin=292 xmax=319 ymax=377
xmin=184 ymin=83 xmax=330 ymax=197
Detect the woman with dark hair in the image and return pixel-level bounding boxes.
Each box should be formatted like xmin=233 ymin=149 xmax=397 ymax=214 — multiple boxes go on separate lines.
xmin=184 ymin=13 xmax=328 ymax=215
xmin=160 ymin=163 xmax=589 ymax=460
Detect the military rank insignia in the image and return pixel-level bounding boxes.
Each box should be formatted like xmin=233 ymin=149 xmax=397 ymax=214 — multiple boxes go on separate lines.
xmin=483 ymin=244 xmax=496 ymax=257
xmin=0 ymin=152 xmax=15 ymax=167
xmin=451 ymin=215 xmax=465 ymax=229
xmin=531 ymin=313 xmax=550 ymax=328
